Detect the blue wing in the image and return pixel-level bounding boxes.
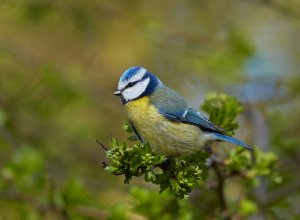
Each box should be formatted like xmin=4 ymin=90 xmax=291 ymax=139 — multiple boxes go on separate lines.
xmin=160 ymin=107 xmax=224 ymax=133
xmin=150 ymin=87 xmax=223 ymax=133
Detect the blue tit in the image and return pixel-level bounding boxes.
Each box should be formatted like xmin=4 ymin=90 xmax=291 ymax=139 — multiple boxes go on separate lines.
xmin=114 ymin=66 xmax=253 ymax=156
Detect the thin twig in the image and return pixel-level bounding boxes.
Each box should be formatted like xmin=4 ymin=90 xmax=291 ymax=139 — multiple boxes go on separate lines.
xmin=260 ymin=178 xmax=300 ymax=209
xmin=212 ymin=161 xmax=230 ymax=220
xmin=95 ymin=139 xmax=108 ymax=151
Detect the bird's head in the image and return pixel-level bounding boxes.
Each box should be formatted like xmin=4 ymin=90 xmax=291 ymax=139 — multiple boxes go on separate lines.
xmin=114 ymin=66 xmax=163 ymax=104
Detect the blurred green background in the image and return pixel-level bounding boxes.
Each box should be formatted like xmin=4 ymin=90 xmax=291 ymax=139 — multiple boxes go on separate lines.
xmin=1 ymin=0 xmax=300 ymax=219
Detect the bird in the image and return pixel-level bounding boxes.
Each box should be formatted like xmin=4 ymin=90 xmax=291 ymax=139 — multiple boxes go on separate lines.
xmin=114 ymin=66 xmax=253 ymax=156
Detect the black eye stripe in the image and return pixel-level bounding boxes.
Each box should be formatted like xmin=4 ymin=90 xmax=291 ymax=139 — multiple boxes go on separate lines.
xmin=121 ymin=76 xmax=150 ymax=92
xmin=123 ymin=80 xmax=139 ymax=90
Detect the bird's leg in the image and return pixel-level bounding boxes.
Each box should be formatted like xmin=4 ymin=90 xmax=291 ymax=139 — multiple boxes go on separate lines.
xmin=159 ymin=156 xmax=172 ymax=170
xmin=158 ymin=156 xmax=174 ymax=171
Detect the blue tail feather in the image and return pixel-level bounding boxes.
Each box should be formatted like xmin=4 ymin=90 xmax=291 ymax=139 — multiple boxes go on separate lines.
xmin=212 ymin=133 xmax=253 ymax=150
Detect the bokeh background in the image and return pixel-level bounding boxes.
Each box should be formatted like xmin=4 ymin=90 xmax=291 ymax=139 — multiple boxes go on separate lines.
xmin=1 ymin=0 xmax=300 ymax=219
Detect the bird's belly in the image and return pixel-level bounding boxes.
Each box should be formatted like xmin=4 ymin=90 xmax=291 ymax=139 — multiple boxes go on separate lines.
xmin=124 ymin=97 xmax=206 ymax=156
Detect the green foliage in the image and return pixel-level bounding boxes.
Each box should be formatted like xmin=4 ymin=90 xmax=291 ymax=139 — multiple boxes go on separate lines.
xmin=155 ymin=159 xmax=204 ymax=199
xmin=197 ymin=28 xmax=255 ymax=80
xmin=107 ymin=204 xmax=129 ymax=220
xmin=237 ymin=199 xmax=258 ymax=217
xmin=0 ymin=108 xmax=8 ymax=126
xmin=122 ymin=122 xmax=138 ymax=141
xmin=21 ymin=0 xmax=53 ymax=22
xmin=0 ymin=146 xmax=95 ymax=220
xmin=104 ymin=138 xmax=165 ymax=182
xmin=104 ymin=138 xmax=206 ymax=199
xmin=201 ymin=92 xmax=244 ymax=135
xmin=53 ymin=179 xmax=90 ymax=209
xmin=130 ymin=187 xmax=193 ymax=220
xmin=0 ymin=146 xmax=46 ymax=192
xmin=225 ymin=147 xmax=282 ymax=185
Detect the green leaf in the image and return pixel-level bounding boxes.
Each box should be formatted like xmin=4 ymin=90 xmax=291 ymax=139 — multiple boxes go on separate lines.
xmin=122 ymin=122 xmax=133 ymax=133
xmin=238 ymin=199 xmax=258 ymax=216
xmin=201 ymin=92 xmax=244 ymax=135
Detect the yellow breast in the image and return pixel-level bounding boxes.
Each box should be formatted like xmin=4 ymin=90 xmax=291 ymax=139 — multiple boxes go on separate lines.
xmin=124 ymin=97 xmax=206 ymax=156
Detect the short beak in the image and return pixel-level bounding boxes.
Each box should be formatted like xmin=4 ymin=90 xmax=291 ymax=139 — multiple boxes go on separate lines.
xmin=113 ymin=90 xmax=121 ymax=96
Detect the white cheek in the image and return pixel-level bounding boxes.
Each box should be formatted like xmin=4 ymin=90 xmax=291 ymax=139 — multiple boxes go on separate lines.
xmin=122 ymin=78 xmax=150 ymax=102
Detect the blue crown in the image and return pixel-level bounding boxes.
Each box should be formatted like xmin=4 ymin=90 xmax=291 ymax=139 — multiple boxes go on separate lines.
xmin=120 ymin=66 xmax=143 ymax=83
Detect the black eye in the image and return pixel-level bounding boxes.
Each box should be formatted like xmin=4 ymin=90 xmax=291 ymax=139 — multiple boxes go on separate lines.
xmin=128 ymin=82 xmax=136 ymax=87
